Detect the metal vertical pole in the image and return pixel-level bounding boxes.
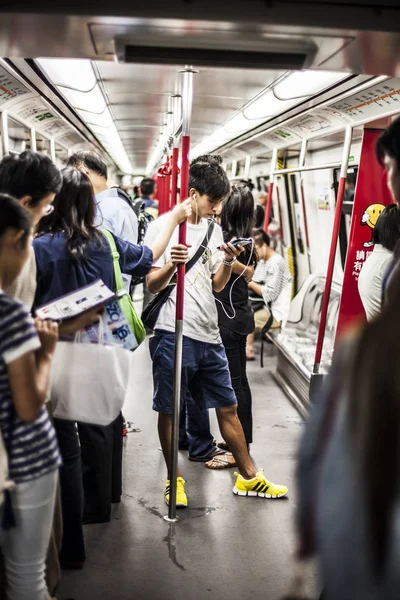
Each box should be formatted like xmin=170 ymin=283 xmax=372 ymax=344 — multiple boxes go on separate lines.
xmin=244 ymin=155 xmax=251 ymax=180
xmin=263 ymin=147 xmax=278 ymax=231
xmin=166 ymin=67 xmax=195 ymax=522
xmin=171 ymin=143 xmax=179 ymax=209
xmin=313 ymin=125 xmax=352 ymax=374
xmin=299 ymin=139 xmax=312 ymax=272
xmin=30 ymin=128 xmax=37 ymax=152
xmin=50 ymin=139 xmax=56 ymax=162
xmin=0 ymin=111 xmax=9 ymax=157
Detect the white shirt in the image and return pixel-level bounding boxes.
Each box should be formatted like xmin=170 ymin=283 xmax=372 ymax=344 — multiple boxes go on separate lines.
xmin=253 ymin=254 xmax=292 ymax=326
xmin=94 ymin=188 xmax=139 ymax=291
xmin=358 ymin=244 xmax=393 ymax=321
xmin=144 ymin=215 xmax=224 ymax=344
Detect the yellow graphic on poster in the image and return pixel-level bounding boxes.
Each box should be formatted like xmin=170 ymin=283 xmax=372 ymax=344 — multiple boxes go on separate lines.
xmin=360 ymin=203 xmax=385 ymax=247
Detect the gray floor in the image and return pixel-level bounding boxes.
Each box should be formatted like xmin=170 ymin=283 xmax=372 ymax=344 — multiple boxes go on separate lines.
xmin=58 ymin=341 xmax=318 ymax=600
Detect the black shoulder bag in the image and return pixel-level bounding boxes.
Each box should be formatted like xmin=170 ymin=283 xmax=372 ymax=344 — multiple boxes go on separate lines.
xmin=142 ymin=220 xmax=215 ymax=330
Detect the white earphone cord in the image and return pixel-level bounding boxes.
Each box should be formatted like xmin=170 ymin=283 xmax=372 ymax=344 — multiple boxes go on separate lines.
xmin=214 ymin=238 xmax=255 ymax=320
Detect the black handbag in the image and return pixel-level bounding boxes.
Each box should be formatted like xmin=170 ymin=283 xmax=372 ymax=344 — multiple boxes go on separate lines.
xmin=142 ymin=221 xmax=215 ymax=330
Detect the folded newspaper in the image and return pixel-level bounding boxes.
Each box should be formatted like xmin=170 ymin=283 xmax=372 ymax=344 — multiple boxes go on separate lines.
xmin=36 ymin=280 xmax=138 ymax=351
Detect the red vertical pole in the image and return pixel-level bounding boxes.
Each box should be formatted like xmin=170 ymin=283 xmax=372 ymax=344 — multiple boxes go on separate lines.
xmin=263 ymin=181 xmax=274 ymax=232
xmin=313 ymin=126 xmax=352 ymax=373
xmin=299 ymin=140 xmax=311 ymax=273
xmin=167 ymin=68 xmax=195 ymax=523
xmin=263 ymin=148 xmax=278 ymax=231
xmin=171 ymin=146 xmax=179 ymax=209
xmin=177 ymin=135 xmax=190 ymax=321
xmin=276 ymin=183 xmax=284 ymax=240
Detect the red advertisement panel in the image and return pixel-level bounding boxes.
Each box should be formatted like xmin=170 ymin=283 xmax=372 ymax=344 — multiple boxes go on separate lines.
xmin=336 ymin=128 xmax=393 ymax=339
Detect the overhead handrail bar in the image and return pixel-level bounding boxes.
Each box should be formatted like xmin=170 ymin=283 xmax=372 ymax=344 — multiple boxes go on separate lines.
xmin=272 ymin=161 xmax=351 ymax=175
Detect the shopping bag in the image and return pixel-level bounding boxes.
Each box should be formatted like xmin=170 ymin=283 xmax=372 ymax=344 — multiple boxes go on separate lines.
xmin=50 ymin=321 xmax=132 ymax=425
xmin=101 ymin=229 xmax=146 ymax=349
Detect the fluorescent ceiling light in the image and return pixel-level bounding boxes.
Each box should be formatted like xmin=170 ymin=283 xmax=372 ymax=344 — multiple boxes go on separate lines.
xmin=38 ymin=58 xmax=133 ymax=175
xmin=191 ymin=69 xmax=348 ymax=158
xmin=275 ymin=70 xmax=346 ymax=100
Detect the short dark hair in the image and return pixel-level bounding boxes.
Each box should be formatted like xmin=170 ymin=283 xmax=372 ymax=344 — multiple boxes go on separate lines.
xmin=252 ymin=228 xmax=270 ymax=247
xmin=373 ymin=204 xmax=400 ymax=251
xmin=37 ymin=167 xmax=102 ymax=261
xmin=376 ymin=116 xmax=400 ymax=166
xmin=67 ymin=150 xmax=108 ymax=180
xmin=0 ymin=151 xmax=61 ymax=206
xmin=140 ymin=177 xmax=155 ymax=196
xmin=189 ymin=155 xmax=230 ymax=202
xmin=0 ymin=193 xmax=32 ymax=244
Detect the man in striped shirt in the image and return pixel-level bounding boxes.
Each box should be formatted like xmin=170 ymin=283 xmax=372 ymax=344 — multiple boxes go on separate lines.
xmin=247 ymin=229 xmax=292 ymax=360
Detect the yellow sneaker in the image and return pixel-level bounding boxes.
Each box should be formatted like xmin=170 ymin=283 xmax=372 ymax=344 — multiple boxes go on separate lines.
xmin=165 ymin=477 xmax=188 ymax=508
xmin=233 ymin=469 xmax=288 ymax=499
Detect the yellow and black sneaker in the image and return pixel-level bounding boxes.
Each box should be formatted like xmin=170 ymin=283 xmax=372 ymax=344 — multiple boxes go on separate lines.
xmin=165 ymin=477 xmax=188 ymax=508
xmin=233 ymin=469 xmax=288 ymax=499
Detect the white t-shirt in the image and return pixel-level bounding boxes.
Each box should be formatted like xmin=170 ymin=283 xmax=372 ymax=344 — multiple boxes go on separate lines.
xmin=358 ymin=244 xmax=393 ymax=321
xmin=144 ymin=215 xmax=224 ymax=344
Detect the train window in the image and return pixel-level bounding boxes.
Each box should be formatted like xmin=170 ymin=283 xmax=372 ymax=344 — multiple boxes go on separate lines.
xmin=8 ymin=118 xmax=30 ymax=155
xmin=236 ymin=158 xmax=246 ymax=177
xmin=333 ymin=167 xmax=358 ymax=269
xmin=55 ymin=144 xmax=69 ymax=167
xmin=36 ymin=135 xmax=50 ymax=155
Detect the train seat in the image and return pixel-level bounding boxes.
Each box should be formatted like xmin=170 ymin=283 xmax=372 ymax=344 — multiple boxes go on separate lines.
xmin=268 ymin=273 xmax=342 ymax=376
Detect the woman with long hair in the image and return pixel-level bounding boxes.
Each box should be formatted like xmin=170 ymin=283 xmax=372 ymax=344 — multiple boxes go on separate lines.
xmin=295 ymin=116 xmax=400 ymax=599
xmin=207 ymin=183 xmax=257 ymax=467
xmin=33 ymin=167 xmax=190 ymax=568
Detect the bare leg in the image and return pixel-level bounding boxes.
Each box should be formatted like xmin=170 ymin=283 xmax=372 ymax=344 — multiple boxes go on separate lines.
xmin=216 ymin=405 xmax=256 ymax=479
xmin=158 ymin=414 xmax=183 ymax=480
xmin=246 ymin=332 xmax=255 ymax=359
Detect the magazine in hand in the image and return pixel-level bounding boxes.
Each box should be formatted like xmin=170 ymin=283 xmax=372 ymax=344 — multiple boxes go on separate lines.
xmin=36 ymin=279 xmax=138 ymax=352
xmin=35 ymin=280 xmax=116 ymax=321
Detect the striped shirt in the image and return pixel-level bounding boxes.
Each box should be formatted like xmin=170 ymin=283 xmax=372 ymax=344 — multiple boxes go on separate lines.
xmin=252 ymin=254 xmax=292 ymax=324
xmin=0 ymin=293 xmax=61 ymax=483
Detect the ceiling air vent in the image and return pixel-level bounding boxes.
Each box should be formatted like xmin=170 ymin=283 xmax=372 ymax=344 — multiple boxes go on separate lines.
xmin=114 ymin=35 xmax=317 ymax=70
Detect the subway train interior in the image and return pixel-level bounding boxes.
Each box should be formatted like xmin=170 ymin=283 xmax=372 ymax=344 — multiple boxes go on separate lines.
xmin=0 ymin=2 xmax=399 ymax=599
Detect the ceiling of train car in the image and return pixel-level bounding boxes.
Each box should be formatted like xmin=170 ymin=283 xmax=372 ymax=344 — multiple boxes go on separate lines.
xmin=3 ymin=9 xmax=400 ymax=176
xmin=94 ymin=62 xmax=287 ymax=174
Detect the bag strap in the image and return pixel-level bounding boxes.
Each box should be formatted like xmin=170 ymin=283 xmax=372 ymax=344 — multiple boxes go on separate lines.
xmin=183 ymin=219 xmax=215 ymax=276
xmin=101 ymin=230 xmax=124 ymax=293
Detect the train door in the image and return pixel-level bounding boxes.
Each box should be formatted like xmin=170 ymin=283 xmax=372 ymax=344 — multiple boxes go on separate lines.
xmin=333 ymin=167 xmax=358 ymax=269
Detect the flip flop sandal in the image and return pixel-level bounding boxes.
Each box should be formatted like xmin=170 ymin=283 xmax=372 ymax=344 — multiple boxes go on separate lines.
xmin=188 ymin=447 xmax=226 ymax=462
xmin=217 ymin=441 xmax=230 ymax=452
xmin=205 ymin=452 xmax=237 ymax=470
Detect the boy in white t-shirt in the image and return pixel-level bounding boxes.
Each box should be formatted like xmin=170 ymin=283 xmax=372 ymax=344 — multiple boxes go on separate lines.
xmin=145 ymin=155 xmax=288 ymax=507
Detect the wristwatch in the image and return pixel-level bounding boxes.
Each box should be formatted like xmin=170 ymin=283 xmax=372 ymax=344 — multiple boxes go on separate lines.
xmin=222 ymin=257 xmax=237 ymax=267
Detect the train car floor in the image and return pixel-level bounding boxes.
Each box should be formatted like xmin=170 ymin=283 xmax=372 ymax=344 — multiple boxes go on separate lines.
xmin=58 ymin=340 xmax=318 ymax=600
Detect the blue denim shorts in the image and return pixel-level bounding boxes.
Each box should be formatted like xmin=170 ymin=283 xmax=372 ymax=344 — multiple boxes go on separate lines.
xmin=149 ymin=330 xmax=237 ymax=415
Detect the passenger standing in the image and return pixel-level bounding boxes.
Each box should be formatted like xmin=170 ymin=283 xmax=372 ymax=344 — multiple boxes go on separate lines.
xmin=358 ymin=204 xmax=400 ymax=321
xmin=0 ymin=194 xmax=60 ymax=600
xmin=210 ymin=184 xmax=257 ymax=464
xmin=34 ymin=169 xmax=191 ymax=549
xmin=65 ymin=151 xmax=138 ymax=527
xmin=145 ymin=155 xmax=288 ymax=507
xmin=135 ymin=177 xmax=159 ymax=219
xmin=246 ymin=229 xmax=292 ymax=361
xmin=295 ymin=117 xmax=400 ymax=600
